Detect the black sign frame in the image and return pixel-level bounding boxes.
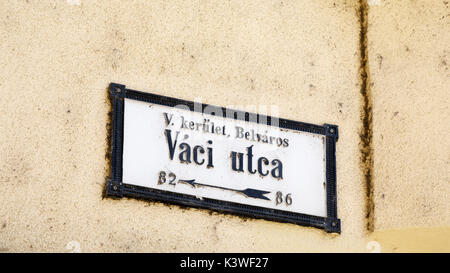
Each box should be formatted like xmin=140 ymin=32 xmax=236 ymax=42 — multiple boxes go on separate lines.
xmin=106 ymin=83 xmax=341 ymax=233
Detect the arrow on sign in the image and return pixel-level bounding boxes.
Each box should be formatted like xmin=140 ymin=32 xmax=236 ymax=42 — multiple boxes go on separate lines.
xmin=178 ymin=179 xmax=271 ymax=201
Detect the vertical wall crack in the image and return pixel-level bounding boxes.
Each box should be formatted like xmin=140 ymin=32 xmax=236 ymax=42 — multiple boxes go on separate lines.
xmin=358 ymin=0 xmax=374 ymax=232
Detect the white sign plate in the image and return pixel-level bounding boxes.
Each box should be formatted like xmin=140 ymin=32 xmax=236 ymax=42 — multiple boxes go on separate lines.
xmin=107 ymin=83 xmax=340 ymax=233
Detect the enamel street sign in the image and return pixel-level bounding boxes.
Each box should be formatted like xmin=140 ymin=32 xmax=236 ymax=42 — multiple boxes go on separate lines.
xmin=106 ymin=83 xmax=340 ymax=233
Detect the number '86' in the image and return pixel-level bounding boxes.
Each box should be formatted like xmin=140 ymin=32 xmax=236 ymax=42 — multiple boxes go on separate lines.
xmin=275 ymin=191 xmax=292 ymax=206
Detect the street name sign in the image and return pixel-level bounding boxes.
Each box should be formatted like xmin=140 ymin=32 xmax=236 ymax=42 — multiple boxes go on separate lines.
xmin=106 ymin=83 xmax=340 ymax=233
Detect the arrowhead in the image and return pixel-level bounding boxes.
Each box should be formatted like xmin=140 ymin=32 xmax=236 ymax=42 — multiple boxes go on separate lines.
xmin=241 ymin=189 xmax=271 ymax=201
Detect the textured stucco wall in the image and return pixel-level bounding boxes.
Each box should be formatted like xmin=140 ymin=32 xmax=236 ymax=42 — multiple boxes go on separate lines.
xmin=367 ymin=0 xmax=450 ymax=252
xmin=368 ymin=0 xmax=450 ymax=230
xmin=0 ymin=0 xmax=448 ymax=253
xmin=0 ymin=0 xmax=365 ymax=252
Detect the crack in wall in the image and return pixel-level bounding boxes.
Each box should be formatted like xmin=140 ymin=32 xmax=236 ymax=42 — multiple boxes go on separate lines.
xmin=103 ymin=87 xmax=114 ymax=199
xmin=358 ymin=0 xmax=374 ymax=232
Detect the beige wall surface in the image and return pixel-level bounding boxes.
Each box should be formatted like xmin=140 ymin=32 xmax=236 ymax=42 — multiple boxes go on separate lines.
xmin=366 ymin=0 xmax=450 ymax=252
xmin=368 ymin=0 xmax=450 ymax=230
xmin=0 ymin=0 xmax=448 ymax=252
